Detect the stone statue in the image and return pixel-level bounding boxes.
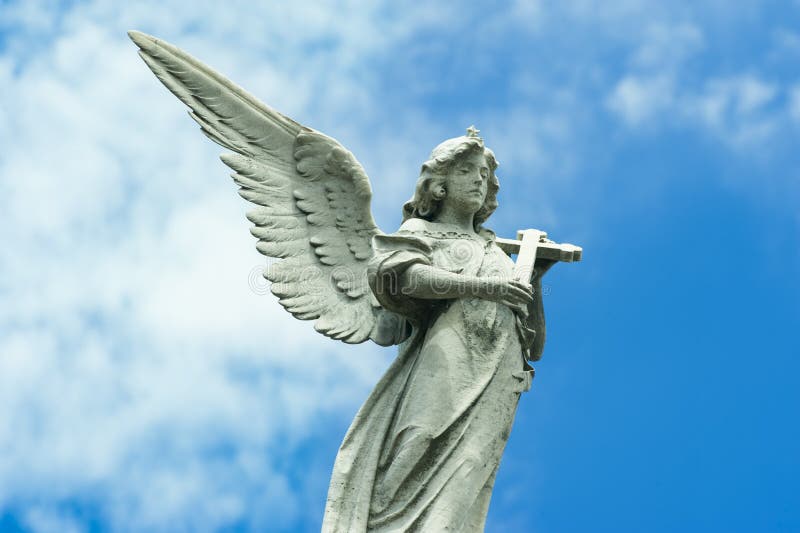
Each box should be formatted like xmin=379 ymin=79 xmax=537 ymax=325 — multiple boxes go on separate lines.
xmin=129 ymin=31 xmax=581 ymax=532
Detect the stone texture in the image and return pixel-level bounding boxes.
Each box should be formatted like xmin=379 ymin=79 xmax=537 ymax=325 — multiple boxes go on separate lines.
xmin=130 ymin=30 xmax=581 ymax=532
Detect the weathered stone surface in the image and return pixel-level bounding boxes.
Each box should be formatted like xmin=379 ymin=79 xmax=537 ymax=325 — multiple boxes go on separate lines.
xmin=131 ymin=30 xmax=581 ymax=532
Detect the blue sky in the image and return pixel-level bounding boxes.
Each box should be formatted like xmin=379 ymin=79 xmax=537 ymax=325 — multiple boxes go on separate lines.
xmin=0 ymin=1 xmax=798 ymax=532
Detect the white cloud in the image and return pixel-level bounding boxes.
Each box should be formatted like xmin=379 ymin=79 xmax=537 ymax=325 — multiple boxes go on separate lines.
xmin=0 ymin=1 xmax=442 ymax=530
xmin=510 ymin=0 xmax=543 ymax=21
xmin=603 ymin=17 xmax=788 ymax=149
xmin=631 ymin=22 xmax=704 ymax=71
xmin=24 ymin=507 xmax=85 ymax=533
xmin=772 ymin=28 xmax=800 ymax=57
xmin=689 ymin=75 xmax=779 ymax=145
xmin=788 ymin=85 xmax=800 ymax=123
xmin=733 ymin=76 xmax=777 ymax=114
xmin=606 ymin=74 xmax=675 ymax=126
xmin=604 ymin=22 xmax=700 ymax=128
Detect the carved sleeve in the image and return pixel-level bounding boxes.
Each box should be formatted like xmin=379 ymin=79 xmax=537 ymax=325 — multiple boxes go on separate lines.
xmin=367 ymin=232 xmax=435 ymax=321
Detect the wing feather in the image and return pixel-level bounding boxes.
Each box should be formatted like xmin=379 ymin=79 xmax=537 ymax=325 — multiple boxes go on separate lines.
xmin=130 ymin=30 xmax=392 ymax=345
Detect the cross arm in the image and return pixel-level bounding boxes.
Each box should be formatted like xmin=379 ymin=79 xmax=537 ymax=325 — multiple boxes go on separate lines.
xmin=496 ymin=231 xmax=583 ymax=263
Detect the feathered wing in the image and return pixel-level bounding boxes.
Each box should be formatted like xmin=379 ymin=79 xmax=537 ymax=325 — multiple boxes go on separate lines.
xmin=130 ymin=30 xmax=395 ymax=345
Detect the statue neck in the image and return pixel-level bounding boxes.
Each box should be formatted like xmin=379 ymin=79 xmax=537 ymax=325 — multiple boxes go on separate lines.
xmin=435 ymin=203 xmax=476 ymax=233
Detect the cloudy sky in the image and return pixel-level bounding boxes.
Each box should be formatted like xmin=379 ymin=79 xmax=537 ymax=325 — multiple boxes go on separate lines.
xmin=1 ymin=1 xmax=798 ymax=532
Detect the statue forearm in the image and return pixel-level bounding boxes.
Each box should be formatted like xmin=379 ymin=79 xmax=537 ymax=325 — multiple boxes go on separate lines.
xmin=398 ymin=264 xmax=483 ymax=300
xmin=398 ymin=264 xmax=535 ymax=317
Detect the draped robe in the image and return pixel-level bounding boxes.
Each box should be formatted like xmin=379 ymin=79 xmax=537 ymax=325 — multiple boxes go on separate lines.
xmin=323 ymin=219 xmax=537 ymax=532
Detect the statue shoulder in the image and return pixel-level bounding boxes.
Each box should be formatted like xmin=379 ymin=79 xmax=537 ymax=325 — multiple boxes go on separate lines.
xmin=397 ymin=218 xmax=433 ymax=233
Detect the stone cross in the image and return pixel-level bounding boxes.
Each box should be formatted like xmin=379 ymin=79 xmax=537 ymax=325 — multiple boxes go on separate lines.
xmin=496 ymin=229 xmax=583 ymax=283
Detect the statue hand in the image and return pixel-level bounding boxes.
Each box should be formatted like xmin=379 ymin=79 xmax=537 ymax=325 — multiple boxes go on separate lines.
xmin=476 ymin=278 xmax=534 ymax=315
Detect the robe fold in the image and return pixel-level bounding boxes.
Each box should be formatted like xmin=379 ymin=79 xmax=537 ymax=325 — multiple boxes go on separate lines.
xmin=323 ymin=219 xmax=535 ymax=532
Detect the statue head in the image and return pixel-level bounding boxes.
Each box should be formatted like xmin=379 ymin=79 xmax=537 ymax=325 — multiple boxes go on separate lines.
xmin=402 ymin=127 xmax=500 ymax=230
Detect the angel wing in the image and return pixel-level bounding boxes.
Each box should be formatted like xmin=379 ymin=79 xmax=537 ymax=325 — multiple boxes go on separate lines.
xmin=129 ymin=30 xmax=400 ymax=346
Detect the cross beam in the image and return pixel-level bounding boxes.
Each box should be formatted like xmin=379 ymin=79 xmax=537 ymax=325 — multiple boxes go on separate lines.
xmin=496 ymin=229 xmax=582 ymax=283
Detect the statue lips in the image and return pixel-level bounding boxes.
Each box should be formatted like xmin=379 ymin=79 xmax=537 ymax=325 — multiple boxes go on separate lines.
xmin=469 ymin=188 xmax=485 ymax=201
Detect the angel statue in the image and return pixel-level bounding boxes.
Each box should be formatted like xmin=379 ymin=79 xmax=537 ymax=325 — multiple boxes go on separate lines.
xmin=130 ymin=30 xmax=581 ymax=532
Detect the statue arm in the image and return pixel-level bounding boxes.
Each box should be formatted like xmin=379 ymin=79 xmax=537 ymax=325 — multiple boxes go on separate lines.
xmin=399 ymin=264 xmax=533 ymax=315
xmin=398 ymin=264 xmax=483 ymax=300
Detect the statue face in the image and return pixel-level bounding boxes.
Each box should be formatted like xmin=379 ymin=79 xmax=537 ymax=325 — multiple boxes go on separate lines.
xmin=442 ymin=151 xmax=490 ymax=215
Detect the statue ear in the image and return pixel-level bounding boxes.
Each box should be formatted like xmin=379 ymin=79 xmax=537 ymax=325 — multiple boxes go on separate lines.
xmin=432 ymin=184 xmax=446 ymax=200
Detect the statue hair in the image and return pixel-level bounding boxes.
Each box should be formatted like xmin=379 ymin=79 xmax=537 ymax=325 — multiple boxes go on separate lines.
xmin=402 ymin=136 xmax=500 ymax=231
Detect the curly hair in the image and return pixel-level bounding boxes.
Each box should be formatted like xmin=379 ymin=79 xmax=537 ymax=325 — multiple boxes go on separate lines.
xmin=402 ymin=135 xmax=500 ymax=231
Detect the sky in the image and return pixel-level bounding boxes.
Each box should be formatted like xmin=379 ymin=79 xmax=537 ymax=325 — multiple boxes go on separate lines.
xmin=0 ymin=1 xmax=798 ymax=532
